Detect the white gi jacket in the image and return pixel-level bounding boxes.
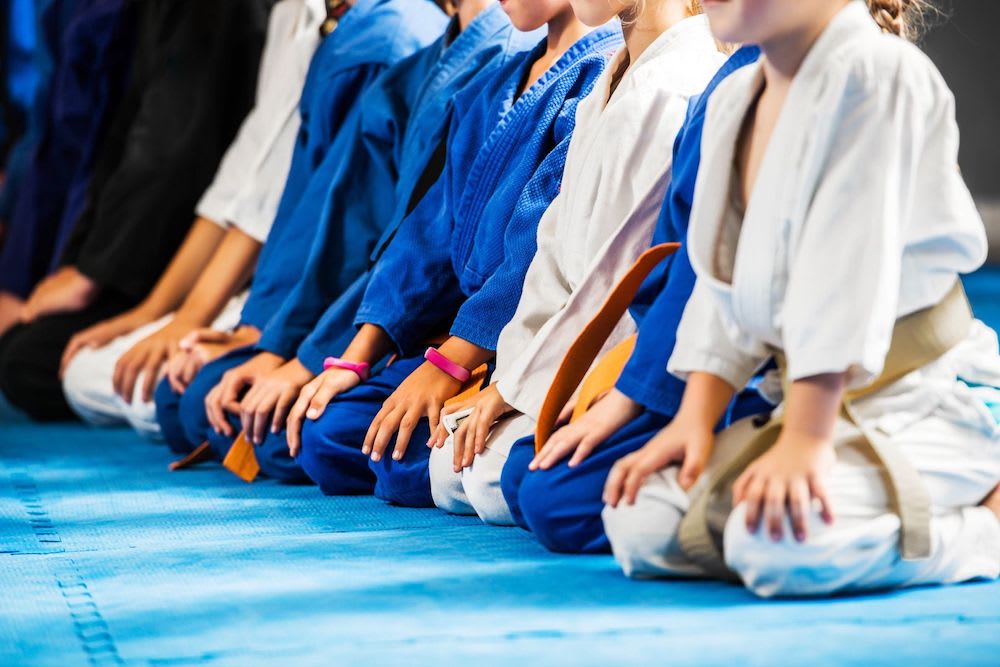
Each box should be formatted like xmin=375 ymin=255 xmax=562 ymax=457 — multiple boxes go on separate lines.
xmin=196 ymin=0 xmax=324 ymax=242
xmin=670 ymin=1 xmax=1000 ymax=447
xmin=494 ymin=15 xmax=725 ymax=420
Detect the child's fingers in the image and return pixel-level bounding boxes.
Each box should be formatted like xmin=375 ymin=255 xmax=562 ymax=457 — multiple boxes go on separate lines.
xmin=788 ymin=478 xmax=811 ymax=542
xmin=567 ymin=435 xmax=597 ymax=468
xmin=452 ymin=420 xmax=468 ymax=471
xmin=140 ymin=355 xmax=162 ymax=404
xmin=603 ymin=460 xmax=628 ymax=507
xmin=557 ymin=400 xmax=575 ymax=425
xmin=622 ymin=462 xmax=648 ymax=506
xmin=368 ymin=406 xmax=402 ymax=461
xmin=764 ymin=479 xmax=786 ymax=541
xmin=809 ymin=474 xmax=835 ymax=524
xmin=473 ymin=408 xmax=492 ymax=456
xmin=271 ymin=388 xmax=295 ymax=435
xmin=743 ymin=475 xmax=767 ymax=533
xmin=392 ymin=412 xmax=419 ymax=461
xmin=252 ymin=395 xmax=275 ymax=445
xmin=305 ymin=378 xmax=339 ymax=420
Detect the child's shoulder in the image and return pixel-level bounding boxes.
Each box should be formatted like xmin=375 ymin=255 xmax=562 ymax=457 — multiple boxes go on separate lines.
xmin=823 ymin=29 xmax=950 ymax=103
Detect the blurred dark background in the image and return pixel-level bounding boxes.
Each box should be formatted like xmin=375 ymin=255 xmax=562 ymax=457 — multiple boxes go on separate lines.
xmin=921 ymin=0 xmax=1000 ymax=257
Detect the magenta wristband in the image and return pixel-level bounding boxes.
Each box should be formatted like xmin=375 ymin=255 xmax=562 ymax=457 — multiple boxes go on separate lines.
xmin=322 ymin=357 xmax=371 ymax=381
xmin=423 ymin=347 xmax=471 ymax=383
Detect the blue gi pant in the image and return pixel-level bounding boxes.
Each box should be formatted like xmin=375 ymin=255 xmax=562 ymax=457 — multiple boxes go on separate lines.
xmin=153 ymin=346 xmax=308 ymax=482
xmin=502 ymin=389 xmax=775 ymax=554
xmin=298 ymin=353 xmax=434 ymax=506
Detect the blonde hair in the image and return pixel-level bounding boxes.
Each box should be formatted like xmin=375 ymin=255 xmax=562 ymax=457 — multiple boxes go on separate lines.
xmin=865 ymin=0 xmax=933 ymax=40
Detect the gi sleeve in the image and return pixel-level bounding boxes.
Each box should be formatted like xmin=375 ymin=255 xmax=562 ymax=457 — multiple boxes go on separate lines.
xmin=668 ymin=276 xmax=767 ymax=391
xmin=352 ymin=172 xmax=465 ymax=357
xmin=257 ymin=65 xmax=407 ymax=361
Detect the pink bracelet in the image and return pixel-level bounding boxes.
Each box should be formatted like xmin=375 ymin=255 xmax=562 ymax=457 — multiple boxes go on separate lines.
xmin=423 ymin=347 xmax=471 ymax=383
xmin=323 ymin=357 xmax=371 ymax=381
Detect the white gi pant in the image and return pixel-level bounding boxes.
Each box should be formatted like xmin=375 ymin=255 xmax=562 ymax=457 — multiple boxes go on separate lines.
xmin=603 ymin=379 xmax=1000 ymax=598
xmin=429 ymin=412 xmax=535 ymax=525
xmin=62 ymin=291 xmax=247 ymax=439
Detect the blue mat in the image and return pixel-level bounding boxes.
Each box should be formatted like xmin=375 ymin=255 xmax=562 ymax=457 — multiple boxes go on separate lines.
xmin=2 ymin=267 xmax=1000 ymax=666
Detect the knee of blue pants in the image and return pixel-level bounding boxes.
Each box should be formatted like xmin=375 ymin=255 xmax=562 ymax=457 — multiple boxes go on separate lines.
xmin=205 ymin=418 xmax=240 ymax=461
xmin=518 ymin=464 xmax=610 ymax=555
xmin=298 ymin=407 xmax=377 ymax=496
xmin=178 ymin=374 xmax=216 ymax=451
xmin=154 ymin=377 xmax=197 ymax=455
xmin=256 ymin=428 xmax=309 ymax=483
xmin=500 ymin=436 xmax=536 ymax=530
xmin=520 ymin=411 xmax=672 ymax=555
xmin=367 ymin=421 xmax=433 ymax=507
xmin=177 ymin=348 xmax=255 ymax=454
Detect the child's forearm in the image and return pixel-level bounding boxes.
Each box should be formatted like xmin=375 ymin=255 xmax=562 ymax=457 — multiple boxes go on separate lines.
xmin=781 ymin=372 xmax=846 ymax=441
xmin=341 ymin=324 xmax=395 ymax=365
xmin=675 ymin=371 xmax=738 ymax=429
xmin=173 ymin=227 xmax=261 ymax=326
xmin=139 ymin=217 xmax=227 ymax=319
xmin=436 ymin=336 xmax=493 ymax=370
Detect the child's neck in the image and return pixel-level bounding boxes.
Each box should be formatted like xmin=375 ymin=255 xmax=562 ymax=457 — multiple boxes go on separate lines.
xmin=456 ymin=0 xmax=491 ymax=30
xmin=517 ymin=10 xmax=591 ymax=98
xmin=621 ymin=0 xmax=689 ymax=68
xmin=759 ymin=1 xmax=847 ymax=86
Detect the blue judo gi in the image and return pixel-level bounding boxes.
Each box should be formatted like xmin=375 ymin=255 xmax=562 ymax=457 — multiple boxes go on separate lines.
xmin=184 ymin=6 xmax=545 ymax=482
xmin=154 ymin=0 xmax=448 ymax=463
xmin=499 ymin=47 xmax=775 ymax=555
xmin=0 ymin=0 xmax=133 ymax=298
xmin=297 ymin=25 xmax=624 ymax=506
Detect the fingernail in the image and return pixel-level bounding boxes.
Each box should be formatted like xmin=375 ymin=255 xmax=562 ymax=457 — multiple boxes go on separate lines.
xmin=307 ymin=409 xmax=317 ymax=419
xmin=371 ymin=453 xmax=380 ymax=462
xmin=392 ymin=451 xmax=401 ymax=461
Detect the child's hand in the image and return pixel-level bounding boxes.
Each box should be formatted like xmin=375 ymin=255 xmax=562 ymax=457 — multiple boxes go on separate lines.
xmin=447 ymin=383 xmax=513 ymax=471
xmin=204 ymin=351 xmax=284 ymax=437
xmin=238 ymin=358 xmax=314 ymax=444
xmin=168 ymin=325 xmax=262 ymax=392
xmin=364 ymin=361 xmax=461 ymax=464
xmin=603 ymin=417 xmax=714 ymax=508
xmin=20 ymin=266 xmax=98 ymax=322
xmin=112 ymin=318 xmax=196 ymax=404
xmin=286 ymin=367 xmax=363 ymax=457
xmin=531 ymin=389 xmax=641 ymax=471
xmin=60 ymin=308 xmax=154 ymax=378
xmin=732 ymin=431 xmax=836 ymax=542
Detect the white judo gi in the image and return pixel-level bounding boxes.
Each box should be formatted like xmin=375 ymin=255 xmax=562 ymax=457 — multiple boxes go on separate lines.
xmin=603 ymin=2 xmax=1000 ymax=597
xmin=429 ymin=16 xmax=726 ymax=524
xmin=61 ymin=0 xmax=324 ymax=438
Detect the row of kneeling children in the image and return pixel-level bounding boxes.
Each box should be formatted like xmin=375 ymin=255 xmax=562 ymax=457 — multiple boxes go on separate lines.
xmin=1 ymin=0 xmax=998 ymax=599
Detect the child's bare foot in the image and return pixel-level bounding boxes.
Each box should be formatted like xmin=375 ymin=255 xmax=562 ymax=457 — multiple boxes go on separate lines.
xmin=981 ymin=483 xmax=1000 ymax=521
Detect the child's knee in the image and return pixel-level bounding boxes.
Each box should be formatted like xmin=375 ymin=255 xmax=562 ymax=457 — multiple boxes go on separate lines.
xmin=463 ymin=455 xmax=513 ymax=525
xmin=298 ymin=411 xmax=373 ymax=495
xmin=256 ymin=430 xmax=308 ymax=483
xmin=61 ymin=349 xmax=114 ymax=424
xmin=723 ymin=503 xmax=843 ymax=598
xmin=429 ymin=440 xmax=471 ymax=514
xmin=517 ymin=472 xmax=592 ymax=553
xmin=602 ymin=482 xmax=686 ymax=578
xmin=177 ymin=383 xmax=211 ymax=448
xmin=154 ymin=378 xmax=195 ymax=454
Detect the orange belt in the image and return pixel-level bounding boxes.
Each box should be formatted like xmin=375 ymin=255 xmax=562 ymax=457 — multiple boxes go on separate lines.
xmin=534 ymin=243 xmax=679 ymax=453
xmin=167 ymin=434 xmax=260 ymax=482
